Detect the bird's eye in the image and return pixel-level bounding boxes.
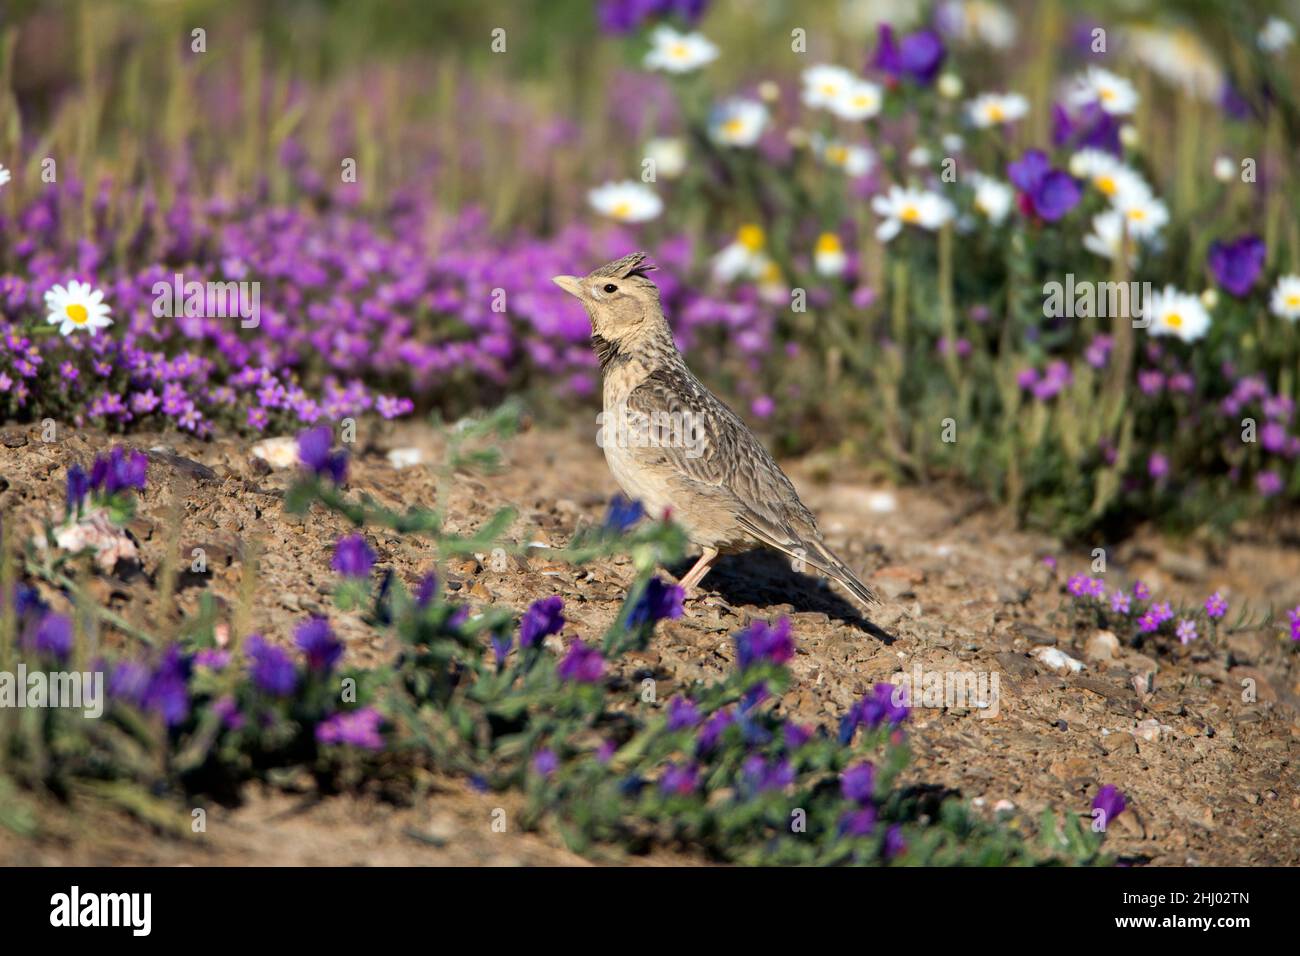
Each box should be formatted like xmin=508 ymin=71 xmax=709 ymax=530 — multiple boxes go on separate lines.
xmin=603 ymin=283 xmax=618 ymax=294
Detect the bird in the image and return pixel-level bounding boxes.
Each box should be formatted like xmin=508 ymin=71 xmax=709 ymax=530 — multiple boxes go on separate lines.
xmin=552 ymin=252 xmax=877 ymax=610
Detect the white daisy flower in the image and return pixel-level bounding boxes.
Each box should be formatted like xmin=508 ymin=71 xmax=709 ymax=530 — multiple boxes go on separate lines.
xmin=965 ymin=91 xmax=1029 ymax=127
xmin=969 ymin=173 xmax=1013 ymax=224
xmin=1212 ymin=156 xmax=1236 ymax=182
xmin=1270 ymin=275 xmax=1300 ymax=321
xmin=812 ymin=135 xmax=874 ymax=177
xmin=712 ymin=224 xmax=769 ymax=283
xmin=1146 ymin=285 xmax=1211 ymax=343
xmin=1125 ymin=26 xmax=1223 ymax=101
xmin=0 ymin=164 xmax=10 ymax=189
xmin=1112 ymin=189 xmax=1168 ymax=242
xmin=1069 ymin=66 xmax=1139 ymax=115
xmin=937 ymin=0 xmax=1018 ymax=49
xmin=830 ymin=80 xmax=884 ymax=121
xmin=44 ymin=280 xmax=113 ymax=337
xmin=708 ymin=98 xmax=769 ymax=148
xmin=872 ymin=185 xmax=954 ymax=242
xmin=644 ymin=138 xmax=687 ymax=179
xmin=587 ymin=181 xmax=663 ymax=223
xmin=644 ymin=27 xmax=719 ymax=74
xmin=907 ymin=146 xmax=932 ymax=168
xmin=1258 ymin=18 xmax=1295 ymax=53
xmin=801 ymin=64 xmax=858 ymax=111
xmin=937 ymin=73 xmax=964 ymax=99
xmin=1068 ymin=150 xmax=1151 ymax=203
xmin=813 ymin=233 xmax=848 ymax=277
xmin=757 ymin=259 xmax=788 ymax=304
xmin=1082 ymin=210 xmax=1137 ymax=264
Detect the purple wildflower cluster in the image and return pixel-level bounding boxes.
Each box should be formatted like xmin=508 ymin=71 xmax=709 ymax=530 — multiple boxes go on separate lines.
xmin=1065 ymin=574 xmax=1234 ymax=646
xmin=66 ymin=446 xmax=148 ymax=515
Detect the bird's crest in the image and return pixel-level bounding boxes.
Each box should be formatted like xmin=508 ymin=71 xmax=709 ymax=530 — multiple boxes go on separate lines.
xmin=591 ymin=252 xmax=657 ymax=280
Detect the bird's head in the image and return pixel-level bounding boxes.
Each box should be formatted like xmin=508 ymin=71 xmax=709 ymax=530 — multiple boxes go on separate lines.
xmin=552 ymin=252 xmax=665 ymax=346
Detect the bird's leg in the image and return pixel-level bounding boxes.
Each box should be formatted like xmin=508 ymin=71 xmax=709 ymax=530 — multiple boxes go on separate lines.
xmin=677 ymin=547 xmax=719 ymax=597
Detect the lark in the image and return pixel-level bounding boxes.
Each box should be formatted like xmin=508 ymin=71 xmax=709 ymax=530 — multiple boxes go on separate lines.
xmin=553 ymin=252 xmax=877 ymax=609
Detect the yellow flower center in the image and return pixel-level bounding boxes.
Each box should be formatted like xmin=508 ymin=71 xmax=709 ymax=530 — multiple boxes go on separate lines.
xmin=821 ymin=83 xmax=838 ymax=96
xmin=671 ymin=43 xmax=689 ymax=59
xmin=760 ymin=261 xmax=782 ymax=283
xmin=825 ymin=145 xmax=848 ymax=165
xmin=722 ymin=118 xmax=745 ymax=136
xmin=610 ymin=201 xmax=632 ymax=219
xmin=1100 ymin=87 xmax=1116 ymax=102
xmin=987 ymin=104 xmax=1005 ymax=122
xmin=1127 ymin=208 xmax=1146 ymax=221
xmin=853 ymin=94 xmax=874 ymax=109
xmin=1286 ymin=294 xmax=1300 ymax=308
xmin=66 ymin=304 xmax=89 ymax=325
xmin=816 ymin=233 xmax=842 ymax=255
xmin=738 ymin=224 xmax=765 ymax=251
xmin=1165 ymin=312 xmax=1183 ymax=328
xmin=901 ymin=205 xmax=921 ymax=223
xmin=1096 ymin=175 xmax=1116 ymax=195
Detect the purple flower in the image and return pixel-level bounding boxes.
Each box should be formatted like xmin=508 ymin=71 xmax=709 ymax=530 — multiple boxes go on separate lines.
xmin=839 ymin=805 xmax=877 ymax=837
xmin=840 ymin=682 xmax=908 ymax=742
xmin=297 ymin=425 xmax=348 ymax=483
xmin=1151 ymin=602 xmax=1173 ymax=625
xmin=1288 ymin=606 xmax=1300 ymax=641
xmin=26 ymin=612 xmax=73 ymax=661
xmin=666 ymin=696 xmax=702 ymax=730
xmin=870 ymin=24 xmax=946 ymax=85
xmin=626 ymin=576 xmax=684 ymax=629
xmin=1147 ymin=452 xmax=1169 ymax=479
xmin=316 ymin=707 xmax=384 ymax=750
xmin=414 ymin=572 xmax=438 ymax=608
xmin=490 ymin=631 xmax=512 ymax=666
xmin=1051 ymin=100 xmax=1121 ymax=154
xmin=143 ymin=645 xmax=192 ymax=726
xmin=1092 ymin=784 xmax=1127 ymax=826
xmin=742 ymin=754 xmax=794 ymax=793
xmin=66 ymin=464 xmax=89 ymax=514
xmin=245 ymin=635 xmax=298 ymax=696
xmin=1257 ymin=470 xmax=1283 ymax=497
xmin=519 ymin=595 xmax=565 ymax=648
xmin=89 ymin=447 xmax=148 ymax=496
xmin=1205 ymin=592 xmax=1227 ymax=619
xmin=557 ymin=639 xmax=605 ymax=683
xmin=659 ymin=761 xmax=699 ymax=796
xmin=784 ymin=722 xmax=813 ymax=750
xmin=195 ymin=648 xmax=230 ymax=670
xmin=841 ymin=762 xmax=876 ymax=803
xmin=1133 ymin=581 xmax=1151 ymax=601
xmin=294 ymin=616 xmax=343 ymax=672
xmin=597 ymin=0 xmax=706 ymax=34
xmin=531 ymin=748 xmax=558 ymax=777
xmin=332 ymin=534 xmax=375 ymax=579
xmin=603 ymin=494 xmax=644 ymax=532
xmin=1207 ymin=235 xmax=1265 ymax=298
xmin=734 ymin=617 xmax=795 ymax=669
xmin=696 ymin=707 xmax=734 ymax=753
xmin=1110 ymin=590 xmax=1131 ymax=614
xmin=1007 ymin=150 xmax=1080 ymax=221
xmin=1175 ymin=618 xmax=1197 ymax=645
xmin=883 ymin=824 xmax=906 ymax=859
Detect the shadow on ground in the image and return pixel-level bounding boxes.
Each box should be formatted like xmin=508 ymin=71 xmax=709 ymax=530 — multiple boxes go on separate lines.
xmin=670 ymin=549 xmax=893 ymax=642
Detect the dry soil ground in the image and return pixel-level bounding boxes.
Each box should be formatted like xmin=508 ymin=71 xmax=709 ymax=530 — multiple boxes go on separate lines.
xmin=1 ymin=417 xmax=1297 ymax=865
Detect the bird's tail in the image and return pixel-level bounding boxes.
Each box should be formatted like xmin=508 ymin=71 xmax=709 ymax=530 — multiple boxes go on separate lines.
xmin=734 ymin=514 xmax=879 ymax=609
xmin=802 ymin=538 xmax=879 ymax=609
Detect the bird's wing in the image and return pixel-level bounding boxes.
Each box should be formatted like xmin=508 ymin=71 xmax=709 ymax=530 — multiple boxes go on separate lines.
xmin=624 ymin=365 xmax=878 ymax=608
xmin=624 ymin=365 xmax=820 ymax=543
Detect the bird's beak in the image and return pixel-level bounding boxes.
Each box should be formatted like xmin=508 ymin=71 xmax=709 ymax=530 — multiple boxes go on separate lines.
xmin=551 ymin=275 xmax=583 ymax=298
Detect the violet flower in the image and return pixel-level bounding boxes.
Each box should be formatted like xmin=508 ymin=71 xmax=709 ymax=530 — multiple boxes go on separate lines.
xmin=1207 ymin=235 xmax=1265 ymax=297
xmin=519 ymin=595 xmax=565 ymax=648
xmin=557 ymin=639 xmax=605 ymax=683
xmin=332 ymin=534 xmax=376 ymax=579
xmin=870 ymin=24 xmax=946 ymax=85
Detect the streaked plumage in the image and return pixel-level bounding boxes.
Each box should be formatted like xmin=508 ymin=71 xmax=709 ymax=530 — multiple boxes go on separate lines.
xmin=553 ymin=252 xmax=877 ymax=609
